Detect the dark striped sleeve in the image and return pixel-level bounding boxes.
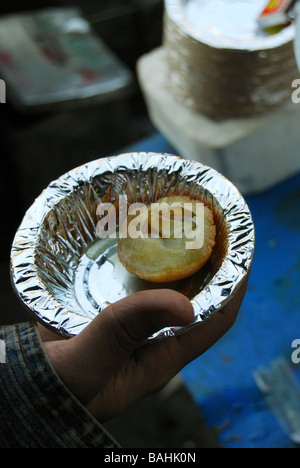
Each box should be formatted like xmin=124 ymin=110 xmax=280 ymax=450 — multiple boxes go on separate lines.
xmin=0 ymin=321 xmax=120 ymax=448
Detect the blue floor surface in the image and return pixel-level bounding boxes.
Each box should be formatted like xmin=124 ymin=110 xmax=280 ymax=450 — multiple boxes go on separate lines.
xmin=126 ymin=132 xmax=300 ymax=448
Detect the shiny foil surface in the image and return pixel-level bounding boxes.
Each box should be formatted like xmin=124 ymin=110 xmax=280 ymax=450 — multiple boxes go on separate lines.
xmin=164 ymin=0 xmax=298 ymax=118
xmin=10 ymin=153 xmax=255 ymax=340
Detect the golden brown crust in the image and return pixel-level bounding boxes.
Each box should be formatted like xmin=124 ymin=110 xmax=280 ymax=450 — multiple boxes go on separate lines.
xmin=118 ymin=195 xmax=216 ymax=283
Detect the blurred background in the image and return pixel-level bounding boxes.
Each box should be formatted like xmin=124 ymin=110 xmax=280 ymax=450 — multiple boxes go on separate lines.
xmin=0 ymin=0 xmax=220 ymax=449
xmin=1 ymin=0 xmax=300 ymax=449
xmin=0 ymin=0 xmax=164 ymax=264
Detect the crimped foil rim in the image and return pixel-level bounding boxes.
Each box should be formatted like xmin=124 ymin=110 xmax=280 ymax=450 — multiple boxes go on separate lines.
xmin=10 ymin=152 xmax=255 ymax=340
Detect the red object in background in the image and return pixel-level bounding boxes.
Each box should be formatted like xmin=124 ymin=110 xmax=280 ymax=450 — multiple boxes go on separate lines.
xmin=41 ymin=46 xmax=63 ymax=65
xmin=0 ymin=51 xmax=12 ymax=66
xmin=80 ymin=68 xmax=98 ymax=83
xmin=259 ymin=0 xmax=296 ymax=20
xmin=260 ymin=0 xmax=293 ymax=16
xmin=258 ymin=0 xmax=297 ymax=27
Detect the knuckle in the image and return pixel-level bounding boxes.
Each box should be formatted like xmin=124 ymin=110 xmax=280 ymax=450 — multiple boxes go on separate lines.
xmin=107 ymin=305 xmax=143 ymax=358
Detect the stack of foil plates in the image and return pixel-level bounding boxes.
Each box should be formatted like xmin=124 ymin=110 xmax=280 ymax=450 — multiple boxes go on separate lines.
xmin=164 ymin=0 xmax=298 ymax=119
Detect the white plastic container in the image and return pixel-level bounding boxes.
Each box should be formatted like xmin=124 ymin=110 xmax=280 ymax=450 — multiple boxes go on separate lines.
xmin=137 ymin=47 xmax=300 ymax=195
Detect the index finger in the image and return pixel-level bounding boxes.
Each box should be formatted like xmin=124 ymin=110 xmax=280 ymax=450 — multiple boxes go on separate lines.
xmin=175 ymin=272 xmax=250 ymax=366
xmin=136 ymin=272 xmax=250 ymax=385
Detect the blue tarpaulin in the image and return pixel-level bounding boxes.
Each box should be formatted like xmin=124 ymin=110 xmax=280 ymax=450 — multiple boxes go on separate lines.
xmin=126 ymin=131 xmax=300 ymax=448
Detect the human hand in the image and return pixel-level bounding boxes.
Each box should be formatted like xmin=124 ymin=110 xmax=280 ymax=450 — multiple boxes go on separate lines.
xmin=39 ymin=274 xmax=249 ymax=423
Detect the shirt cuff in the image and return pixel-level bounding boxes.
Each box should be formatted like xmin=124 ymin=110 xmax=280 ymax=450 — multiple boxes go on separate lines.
xmin=0 ymin=321 xmax=120 ymax=448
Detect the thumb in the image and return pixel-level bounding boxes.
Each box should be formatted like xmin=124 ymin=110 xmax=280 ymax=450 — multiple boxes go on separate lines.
xmin=75 ymin=289 xmax=194 ymax=376
xmin=50 ymin=289 xmax=194 ymax=404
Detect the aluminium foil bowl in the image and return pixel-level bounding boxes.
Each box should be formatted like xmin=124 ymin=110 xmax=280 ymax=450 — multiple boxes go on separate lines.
xmin=10 ymin=152 xmax=255 ymax=340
